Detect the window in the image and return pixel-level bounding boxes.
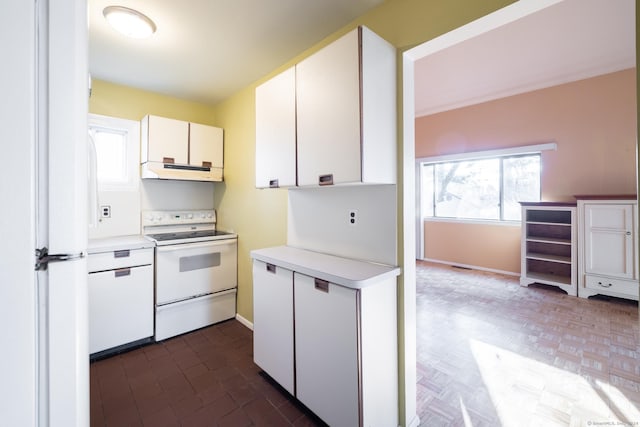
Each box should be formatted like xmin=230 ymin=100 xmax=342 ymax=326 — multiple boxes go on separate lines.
xmin=91 ymin=127 xmax=128 ymax=183
xmin=420 ymin=145 xmax=550 ymax=222
xmin=88 ymin=114 xmax=140 ymax=191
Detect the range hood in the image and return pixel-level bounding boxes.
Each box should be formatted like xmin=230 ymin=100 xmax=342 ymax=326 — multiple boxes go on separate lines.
xmin=141 ymin=161 xmax=223 ymax=182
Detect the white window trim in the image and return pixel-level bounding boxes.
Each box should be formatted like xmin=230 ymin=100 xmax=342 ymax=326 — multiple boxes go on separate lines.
xmin=88 ymin=113 xmax=140 ymax=192
xmin=416 ymin=141 xmax=556 ymax=164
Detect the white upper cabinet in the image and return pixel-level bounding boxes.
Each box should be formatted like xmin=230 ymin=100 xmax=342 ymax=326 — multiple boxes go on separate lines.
xmin=254 ymin=26 xmax=396 ymax=188
xmin=297 ymin=26 xmax=396 ymax=186
xmin=189 ymin=122 xmax=223 ymax=169
xmin=141 ymin=114 xmax=224 ymax=182
xmin=142 ymin=115 xmax=189 ymax=164
xmin=255 ymin=66 xmax=297 ymax=188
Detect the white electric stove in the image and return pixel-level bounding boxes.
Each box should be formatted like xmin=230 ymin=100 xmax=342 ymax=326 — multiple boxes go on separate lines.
xmin=142 ymin=210 xmax=238 ymax=341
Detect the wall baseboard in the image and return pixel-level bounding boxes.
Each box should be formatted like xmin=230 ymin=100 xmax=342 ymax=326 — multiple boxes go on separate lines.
xmin=420 ymin=258 xmax=519 ymax=277
xmin=235 ymin=313 xmax=253 ymax=330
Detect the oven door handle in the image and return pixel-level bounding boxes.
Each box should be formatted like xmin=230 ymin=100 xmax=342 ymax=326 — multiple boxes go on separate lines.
xmin=155 ymin=239 xmax=236 ymax=252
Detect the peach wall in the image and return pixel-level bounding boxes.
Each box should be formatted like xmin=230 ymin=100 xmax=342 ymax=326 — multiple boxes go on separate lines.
xmin=423 ymin=221 xmax=521 ymax=273
xmin=417 ymin=69 xmax=637 ymax=273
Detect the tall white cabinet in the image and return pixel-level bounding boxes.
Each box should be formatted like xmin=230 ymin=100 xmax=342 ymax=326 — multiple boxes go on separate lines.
xmin=254 ymin=26 xmax=396 ymax=188
xmin=576 ymin=196 xmax=639 ymax=301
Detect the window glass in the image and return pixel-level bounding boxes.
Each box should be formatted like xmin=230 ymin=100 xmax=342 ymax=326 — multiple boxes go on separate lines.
xmin=92 ymin=128 xmax=128 ymax=183
xmin=88 ymin=114 xmax=140 ymax=192
xmin=422 ymin=153 xmax=541 ymax=222
xmin=502 ymin=155 xmax=541 ymax=221
xmin=421 ymin=164 xmax=434 ymax=217
xmin=435 ymin=158 xmax=500 ymax=220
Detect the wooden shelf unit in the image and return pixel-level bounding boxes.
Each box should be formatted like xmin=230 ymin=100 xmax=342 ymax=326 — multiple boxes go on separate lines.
xmin=520 ymin=202 xmax=577 ymax=296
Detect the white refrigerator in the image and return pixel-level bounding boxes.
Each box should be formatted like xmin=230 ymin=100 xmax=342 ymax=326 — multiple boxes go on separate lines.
xmin=0 ymin=1 xmax=89 ymax=426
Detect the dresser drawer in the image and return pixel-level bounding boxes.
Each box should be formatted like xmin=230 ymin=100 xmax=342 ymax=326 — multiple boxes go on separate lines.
xmin=585 ymin=275 xmax=639 ymax=298
xmin=88 ymin=247 xmax=154 ymax=272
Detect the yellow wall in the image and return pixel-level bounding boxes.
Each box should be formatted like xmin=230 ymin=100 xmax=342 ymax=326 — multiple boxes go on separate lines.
xmin=211 ymin=0 xmax=515 ymax=322
xmin=417 ymin=69 xmax=637 ymax=273
xmin=89 ymin=79 xmax=218 ymax=124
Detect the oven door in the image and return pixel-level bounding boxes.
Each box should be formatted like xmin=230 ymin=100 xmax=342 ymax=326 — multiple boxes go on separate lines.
xmin=155 ymin=239 xmax=237 ymax=305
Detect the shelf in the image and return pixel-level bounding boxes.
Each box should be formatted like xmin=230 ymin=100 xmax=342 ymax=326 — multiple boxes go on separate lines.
xmin=524 ymin=271 xmax=572 ymax=286
xmin=525 ymin=236 xmax=571 ymax=245
xmin=526 ymin=221 xmax=571 ymax=227
xmin=526 ymin=223 xmax=571 ymax=241
xmin=525 ymin=209 xmax=572 ymax=224
xmin=525 ymin=252 xmax=571 ymax=264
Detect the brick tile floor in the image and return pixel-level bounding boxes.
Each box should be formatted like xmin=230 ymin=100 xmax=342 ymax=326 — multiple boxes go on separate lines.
xmin=90 ymin=320 xmax=324 ymax=427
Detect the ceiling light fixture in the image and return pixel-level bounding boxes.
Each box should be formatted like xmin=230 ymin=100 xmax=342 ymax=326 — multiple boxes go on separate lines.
xmin=103 ymin=6 xmax=156 ymax=39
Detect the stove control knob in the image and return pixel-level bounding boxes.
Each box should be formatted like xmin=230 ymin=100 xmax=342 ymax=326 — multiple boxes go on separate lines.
xmin=207 ymin=212 xmax=213 ymax=218
xmin=187 ymin=213 xmax=193 ymax=219
xmin=200 ymin=213 xmax=206 ymax=219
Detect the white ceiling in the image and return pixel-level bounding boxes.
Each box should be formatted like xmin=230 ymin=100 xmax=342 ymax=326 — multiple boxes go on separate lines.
xmin=89 ymin=0 xmax=384 ymax=105
xmin=414 ymin=0 xmax=636 ymax=117
xmin=89 ymin=0 xmax=636 ymax=112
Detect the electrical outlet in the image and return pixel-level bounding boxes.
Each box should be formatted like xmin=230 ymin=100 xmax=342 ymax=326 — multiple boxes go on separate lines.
xmin=348 ymin=209 xmax=358 ymax=226
xmin=101 ymin=205 xmax=111 ymax=218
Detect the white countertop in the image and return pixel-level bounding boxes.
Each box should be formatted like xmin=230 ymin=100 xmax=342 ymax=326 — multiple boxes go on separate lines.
xmin=250 ymin=246 xmax=401 ymax=289
xmin=88 ymin=235 xmax=155 ymax=254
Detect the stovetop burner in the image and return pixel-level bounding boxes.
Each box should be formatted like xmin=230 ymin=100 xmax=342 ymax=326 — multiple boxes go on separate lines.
xmin=142 ymin=210 xmax=237 ymax=245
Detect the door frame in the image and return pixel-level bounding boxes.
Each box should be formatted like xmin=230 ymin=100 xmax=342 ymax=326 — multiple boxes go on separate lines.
xmin=400 ymin=1 xmax=566 ymax=425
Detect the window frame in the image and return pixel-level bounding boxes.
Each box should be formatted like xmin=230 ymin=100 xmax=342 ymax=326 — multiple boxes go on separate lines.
xmin=417 ymin=142 xmax=555 ymax=225
xmin=88 ymin=113 xmax=140 ymax=192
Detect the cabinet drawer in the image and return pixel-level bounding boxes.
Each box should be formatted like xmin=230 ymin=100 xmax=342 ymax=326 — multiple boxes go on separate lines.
xmin=88 ymin=248 xmax=153 ymax=272
xmin=585 ymin=275 xmax=639 ymax=298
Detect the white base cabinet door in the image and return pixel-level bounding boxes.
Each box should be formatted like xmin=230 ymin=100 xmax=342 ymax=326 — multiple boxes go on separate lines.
xmin=583 ymin=203 xmax=634 ymax=278
xmin=577 ymin=198 xmax=638 ymax=301
xmin=88 ymin=264 xmax=154 ymax=354
xmin=294 ymin=273 xmax=359 ymax=427
xmin=252 ymin=260 xmax=294 ymax=394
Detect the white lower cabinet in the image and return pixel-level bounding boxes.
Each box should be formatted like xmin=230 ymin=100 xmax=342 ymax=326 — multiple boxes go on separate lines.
xmin=251 ymin=246 xmax=399 ymax=427
xmin=252 ymin=260 xmax=294 ymax=394
xmin=294 ymin=273 xmax=359 ymax=427
xmin=88 ymin=246 xmax=154 ymax=355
